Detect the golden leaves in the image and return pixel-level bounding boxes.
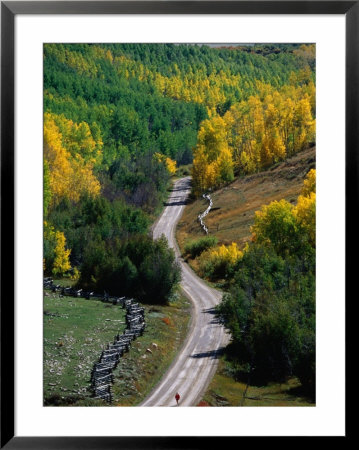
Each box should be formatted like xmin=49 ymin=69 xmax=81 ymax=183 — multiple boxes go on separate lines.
xmin=293 ymin=192 xmax=316 ymax=246
xmin=192 ymin=82 xmax=315 ymax=195
xmin=52 ymin=230 xmax=72 ymax=277
xmin=44 ymin=113 xmax=101 ymax=206
xmin=301 ymin=169 xmax=316 ymax=197
xmin=154 ymin=153 xmax=177 ymax=175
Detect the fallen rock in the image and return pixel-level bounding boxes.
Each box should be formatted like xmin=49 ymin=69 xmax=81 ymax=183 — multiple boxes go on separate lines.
xmin=151 ymin=343 xmax=158 ymax=349
xmin=146 ymin=348 xmax=153 ymax=354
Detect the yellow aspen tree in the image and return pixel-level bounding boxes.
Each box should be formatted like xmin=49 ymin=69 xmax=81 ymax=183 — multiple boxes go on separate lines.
xmin=279 ymin=97 xmax=295 ymax=153
xmin=43 ymin=159 xmax=52 ymax=217
xmin=243 ymin=138 xmax=261 ymax=173
xmin=301 ymin=169 xmax=316 ymax=197
xmin=216 ymin=145 xmax=234 ymax=183
xmin=105 ymin=49 xmax=113 ymax=63
xmin=293 ymin=192 xmax=316 ymax=246
xmin=206 ymin=162 xmax=218 ymax=189
xmin=153 ymin=152 xmax=177 ymax=175
xmin=224 ymin=102 xmax=245 ymax=161
xmin=52 ymin=230 xmax=71 ymax=277
xmin=70 ymin=156 xmax=101 ymax=201
xmin=53 ymin=114 xmax=103 ymax=165
xmin=239 ymin=151 xmax=251 ymax=173
xmin=251 ymin=199 xmax=297 ymax=254
xmin=196 ymin=116 xmax=228 ymax=163
xmin=194 ymin=115 xmax=234 ymax=190
xmin=192 ymin=147 xmax=210 ymax=195
xmin=165 ymin=157 xmax=177 ymax=175
xmin=271 ymin=131 xmax=286 ymax=161
xmin=221 ymin=242 xmax=243 ymax=265
xmin=43 ymin=221 xmax=56 ymax=274
xmin=249 ymin=96 xmax=265 ymax=145
xmin=305 ymin=81 xmax=316 ymax=116
xmin=44 ymin=113 xmax=101 ymax=205
xmin=264 ymin=102 xmax=279 ymax=131
xmin=260 ymin=133 xmax=274 ymax=168
xmin=255 ymin=80 xmax=274 ymax=100
xmin=199 ymin=242 xmax=243 ymax=278
xmin=294 ymin=95 xmax=315 ymax=152
xmin=44 ymin=113 xmax=73 ymax=204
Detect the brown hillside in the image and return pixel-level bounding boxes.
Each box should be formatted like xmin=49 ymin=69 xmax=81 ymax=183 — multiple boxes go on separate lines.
xmin=176 ymin=146 xmax=316 ymax=252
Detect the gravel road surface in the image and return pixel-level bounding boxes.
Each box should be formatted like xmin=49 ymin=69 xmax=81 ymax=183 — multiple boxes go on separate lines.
xmin=140 ymin=177 xmax=229 ymax=407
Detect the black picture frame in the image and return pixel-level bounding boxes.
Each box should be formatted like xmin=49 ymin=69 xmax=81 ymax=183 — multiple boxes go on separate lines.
xmin=1 ymin=1 xmax=353 ymax=447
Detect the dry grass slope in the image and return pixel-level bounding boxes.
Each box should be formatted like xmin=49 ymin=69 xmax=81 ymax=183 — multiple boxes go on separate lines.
xmin=177 ymin=146 xmax=316 ymax=253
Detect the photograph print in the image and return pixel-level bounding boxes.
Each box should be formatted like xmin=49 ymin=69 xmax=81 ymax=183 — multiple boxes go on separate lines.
xmin=43 ymin=43 xmax=316 ymax=407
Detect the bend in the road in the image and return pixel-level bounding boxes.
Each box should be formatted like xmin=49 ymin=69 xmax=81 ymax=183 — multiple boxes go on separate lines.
xmin=140 ymin=177 xmax=229 ymax=407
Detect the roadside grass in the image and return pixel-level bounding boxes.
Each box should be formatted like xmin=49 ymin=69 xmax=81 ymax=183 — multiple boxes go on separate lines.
xmin=176 ymin=146 xmax=316 ymax=255
xmin=173 ymin=147 xmax=316 ymax=407
xmin=113 ymin=291 xmax=191 ymax=406
xmin=43 ymin=288 xmax=191 ymax=406
xmin=199 ymin=359 xmax=315 ymax=407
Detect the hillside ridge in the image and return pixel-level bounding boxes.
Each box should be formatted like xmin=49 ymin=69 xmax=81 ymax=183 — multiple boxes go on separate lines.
xmin=177 ymin=146 xmax=316 ymax=251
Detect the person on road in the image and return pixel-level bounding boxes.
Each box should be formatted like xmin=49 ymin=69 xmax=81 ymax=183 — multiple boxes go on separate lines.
xmin=175 ymin=392 xmax=180 ymax=406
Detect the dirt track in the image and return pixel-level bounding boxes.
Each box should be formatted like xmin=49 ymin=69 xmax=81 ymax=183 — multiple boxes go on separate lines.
xmin=140 ymin=177 xmax=229 ymax=407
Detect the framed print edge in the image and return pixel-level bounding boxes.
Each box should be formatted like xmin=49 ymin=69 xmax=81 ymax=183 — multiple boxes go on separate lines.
xmin=1 ymin=0 xmax=353 ymax=447
xmin=345 ymin=0 xmax=358 ymax=441
xmin=1 ymin=1 xmax=15 ymax=448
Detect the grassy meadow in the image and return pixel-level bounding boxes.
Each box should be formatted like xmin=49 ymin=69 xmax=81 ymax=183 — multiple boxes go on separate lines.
xmin=44 ymin=288 xmax=191 ymax=406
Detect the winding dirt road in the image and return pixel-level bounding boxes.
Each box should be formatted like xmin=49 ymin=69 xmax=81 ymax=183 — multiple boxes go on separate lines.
xmin=140 ymin=177 xmax=229 ymax=407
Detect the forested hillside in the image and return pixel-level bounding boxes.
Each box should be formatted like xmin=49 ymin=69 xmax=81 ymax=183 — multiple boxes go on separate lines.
xmin=43 ymin=43 xmax=315 ymax=305
xmin=217 ymin=169 xmax=316 ymax=396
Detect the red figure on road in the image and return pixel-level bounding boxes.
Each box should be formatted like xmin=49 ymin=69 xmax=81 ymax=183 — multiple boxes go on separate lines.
xmin=175 ymin=392 xmax=180 ymax=406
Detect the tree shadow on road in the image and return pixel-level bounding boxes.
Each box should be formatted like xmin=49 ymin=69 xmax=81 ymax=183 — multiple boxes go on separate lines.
xmin=190 ymin=346 xmax=226 ymax=360
xmin=202 ymin=306 xmax=223 ymax=325
xmin=164 ymin=196 xmax=190 ymax=206
xmin=169 ymin=186 xmax=190 ymax=192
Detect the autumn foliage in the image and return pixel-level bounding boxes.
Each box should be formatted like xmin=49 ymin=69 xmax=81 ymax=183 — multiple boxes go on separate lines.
xmin=216 ymin=170 xmax=316 ymax=394
xmin=154 ymin=152 xmax=177 ymax=175
xmin=43 ymin=43 xmax=315 ymax=305
xmin=192 ymin=81 xmax=315 ymax=195
xmin=199 ymin=242 xmax=243 ymax=279
xmin=44 ymin=112 xmax=101 ymax=206
xmin=252 ymin=169 xmax=316 ymax=254
xmin=44 ymin=222 xmax=72 ymax=277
